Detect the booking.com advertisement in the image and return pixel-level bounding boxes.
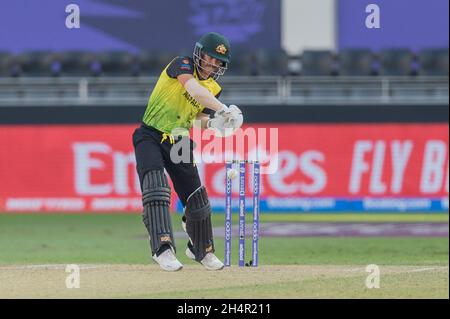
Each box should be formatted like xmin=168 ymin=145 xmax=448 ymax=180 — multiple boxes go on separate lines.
xmin=0 ymin=124 xmax=447 ymax=213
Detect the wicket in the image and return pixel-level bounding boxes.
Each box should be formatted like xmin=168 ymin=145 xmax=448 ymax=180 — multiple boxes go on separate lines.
xmin=224 ymin=160 xmax=260 ymax=267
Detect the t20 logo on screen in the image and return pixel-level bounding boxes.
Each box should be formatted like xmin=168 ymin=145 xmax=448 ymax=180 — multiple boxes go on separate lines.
xmin=188 ymin=0 xmax=265 ymax=43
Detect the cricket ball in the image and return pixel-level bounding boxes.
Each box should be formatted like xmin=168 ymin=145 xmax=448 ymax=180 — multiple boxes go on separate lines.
xmin=227 ymin=168 xmax=238 ymax=180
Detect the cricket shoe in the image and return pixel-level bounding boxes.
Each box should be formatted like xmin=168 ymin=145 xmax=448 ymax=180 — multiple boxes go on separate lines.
xmin=185 ymin=246 xmax=224 ymax=271
xmin=152 ymin=247 xmax=183 ymax=272
xmin=182 ymin=215 xmax=224 ymax=270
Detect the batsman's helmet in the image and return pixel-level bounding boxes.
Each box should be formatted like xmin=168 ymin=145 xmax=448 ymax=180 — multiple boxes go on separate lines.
xmin=193 ymin=32 xmax=231 ymax=80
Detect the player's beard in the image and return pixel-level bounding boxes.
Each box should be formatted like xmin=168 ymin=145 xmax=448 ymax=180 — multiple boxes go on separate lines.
xmin=198 ymin=64 xmax=217 ymax=80
xmin=194 ymin=55 xmax=227 ymax=80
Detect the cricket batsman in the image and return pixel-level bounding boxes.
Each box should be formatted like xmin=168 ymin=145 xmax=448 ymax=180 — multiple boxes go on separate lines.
xmin=132 ymin=32 xmax=243 ymax=271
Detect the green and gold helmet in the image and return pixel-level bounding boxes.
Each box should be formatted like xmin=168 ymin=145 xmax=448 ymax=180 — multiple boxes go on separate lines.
xmin=193 ymin=32 xmax=231 ymax=80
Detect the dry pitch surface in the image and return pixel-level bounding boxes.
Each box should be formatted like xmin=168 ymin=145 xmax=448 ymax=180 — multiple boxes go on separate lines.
xmin=0 ymin=264 xmax=448 ymax=299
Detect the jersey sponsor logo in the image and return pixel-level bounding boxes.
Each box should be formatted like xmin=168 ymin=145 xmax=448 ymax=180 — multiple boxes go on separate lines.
xmin=216 ymin=44 xmax=227 ymax=55
xmin=180 ymin=59 xmax=192 ymax=70
xmin=183 ymin=91 xmax=201 ymax=110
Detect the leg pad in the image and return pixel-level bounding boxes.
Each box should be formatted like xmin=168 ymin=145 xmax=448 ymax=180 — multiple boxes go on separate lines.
xmin=185 ymin=186 xmax=214 ymax=261
xmin=142 ymin=170 xmax=174 ymax=255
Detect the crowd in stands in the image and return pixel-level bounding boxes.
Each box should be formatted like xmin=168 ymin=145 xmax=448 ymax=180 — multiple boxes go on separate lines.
xmin=0 ymin=48 xmax=448 ymax=77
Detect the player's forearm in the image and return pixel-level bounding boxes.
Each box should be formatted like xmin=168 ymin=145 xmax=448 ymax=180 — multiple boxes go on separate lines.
xmin=184 ymin=78 xmax=226 ymax=112
xmin=195 ymin=114 xmax=210 ymax=129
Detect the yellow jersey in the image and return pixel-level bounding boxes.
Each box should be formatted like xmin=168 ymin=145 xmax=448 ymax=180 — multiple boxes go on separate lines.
xmin=142 ymin=56 xmax=222 ymax=134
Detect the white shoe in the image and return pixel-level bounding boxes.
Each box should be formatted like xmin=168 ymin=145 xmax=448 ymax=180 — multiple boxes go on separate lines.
xmin=200 ymin=252 xmax=225 ymax=271
xmin=186 ymin=248 xmax=224 ymax=271
xmin=152 ymin=248 xmax=183 ymax=272
xmin=185 ymin=247 xmax=196 ymax=260
xmin=183 ymin=216 xmax=224 ymax=270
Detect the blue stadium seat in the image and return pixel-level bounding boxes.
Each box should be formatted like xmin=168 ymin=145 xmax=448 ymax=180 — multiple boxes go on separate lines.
xmin=0 ymin=51 xmax=11 ymax=76
xmin=300 ymin=50 xmax=338 ymax=76
xmin=99 ymin=51 xmax=139 ymax=76
xmin=138 ymin=50 xmax=174 ymax=76
xmin=338 ymin=49 xmax=375 ymax=76
xmin=419 ymin=49 xmax=449 ymax=76
xmin=18 ymin=51 xmax=63 ymax=77
xmin=225 ymin=49 xmax=253 ymax=76
xmin=155 ymin=51 xmax=176 ymax=74
xmin=0 ymin=52 xmax=22 ymax=77
xmin=379 ymin=49 xmax=414 ymax=76
xmin=61 ymin=51 xmax=102 ymax=77
xmin=256 ymin=49 xmax=289 ymax=76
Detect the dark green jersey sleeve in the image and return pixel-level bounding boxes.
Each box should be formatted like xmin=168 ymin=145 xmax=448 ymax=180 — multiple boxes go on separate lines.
xmin=166 ymin=56 xmax=195 ymax=78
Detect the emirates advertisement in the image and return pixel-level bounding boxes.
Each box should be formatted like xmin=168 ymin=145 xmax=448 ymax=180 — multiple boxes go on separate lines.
xmin=0 ymin=124 xmax=448 ymax=213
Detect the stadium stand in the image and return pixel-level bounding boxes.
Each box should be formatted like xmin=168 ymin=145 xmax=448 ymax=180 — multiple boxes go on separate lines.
xmin=378 ymin=49 xmax=416 ymax=76
xmin=300 ymin=50 xmax=339 ymax=76
xmin=338 ymin=49 xmax=375 ymax=76
xmin=419 ymin=49 xmax=450 ymax=76
xmin=0 ymin=49 xmax=448 ymax=106
xmin=0 ymin=49 xmax=448 ymax=78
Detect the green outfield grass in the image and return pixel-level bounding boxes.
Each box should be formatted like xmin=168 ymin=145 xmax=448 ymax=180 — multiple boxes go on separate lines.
xmin=0 ymin=213 xmax=448 ymax=298
xmin=0 ymin=213 xmax=447 ymax=265
xmin=250 ymin=213 xmax=449 ymax=223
